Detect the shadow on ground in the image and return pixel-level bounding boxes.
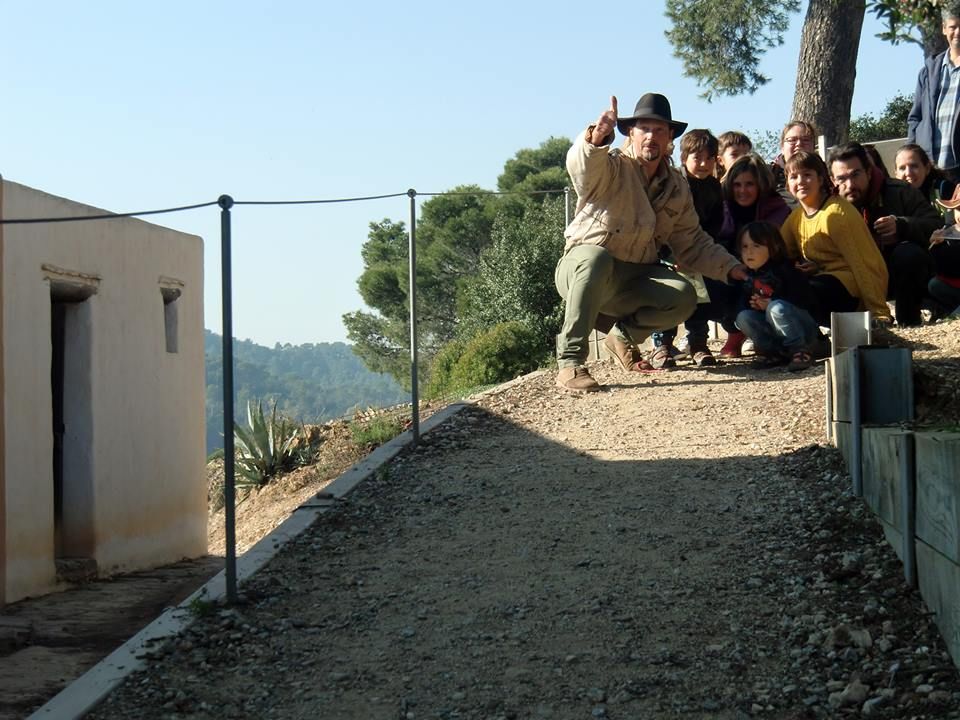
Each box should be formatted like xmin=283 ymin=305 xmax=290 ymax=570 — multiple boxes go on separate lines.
xmin=87 ymin=402 xmax=940 ymax=720
xmin=0 ymin=555 xmax=223 ymax=719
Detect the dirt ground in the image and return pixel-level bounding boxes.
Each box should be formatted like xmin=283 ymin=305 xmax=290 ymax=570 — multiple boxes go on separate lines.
xmin=0 ymin=556 xmax=223 ymax=720
xmin=85 ymin=321 xmax=960 ymax=720
xmin=0 ymin=410 xmax=436 ymax=718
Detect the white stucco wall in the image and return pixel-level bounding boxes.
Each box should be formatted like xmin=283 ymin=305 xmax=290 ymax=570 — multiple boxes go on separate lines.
xmin=1 ymin=178 xmax=206 ymax=604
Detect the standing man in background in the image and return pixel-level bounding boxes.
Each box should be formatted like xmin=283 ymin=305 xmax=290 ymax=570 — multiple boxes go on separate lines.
xmin=908 ymin=2 xmax=960 ymax=181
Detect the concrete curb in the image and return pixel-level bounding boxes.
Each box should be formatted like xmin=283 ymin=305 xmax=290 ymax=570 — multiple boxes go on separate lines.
xmin=29 ymin=401 xmax=472 ymax=720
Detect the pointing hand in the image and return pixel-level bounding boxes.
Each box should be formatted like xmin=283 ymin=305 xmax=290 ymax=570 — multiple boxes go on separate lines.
xmin=591 ymin=96 xmax=618 ymax=145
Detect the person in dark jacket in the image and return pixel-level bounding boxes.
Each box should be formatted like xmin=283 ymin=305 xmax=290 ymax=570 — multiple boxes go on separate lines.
xmin=734 ymin=221 xmax=818 ymax=372
xmin=928 ymin=227 xmax=960 ymax=314
xmin=893 ymin=143 xmax=957 ymax=219
xmin=907 ymin=2 xmax=960 ymax=181
xmin=828 ymin=142 xmax=942 ymax=326
xmin=651 ymin=128 xmax=726 ymax=367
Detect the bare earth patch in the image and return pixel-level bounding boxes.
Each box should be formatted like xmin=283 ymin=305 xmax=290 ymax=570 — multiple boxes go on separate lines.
xmin=89 ymin=321 xmax=960 ymax=720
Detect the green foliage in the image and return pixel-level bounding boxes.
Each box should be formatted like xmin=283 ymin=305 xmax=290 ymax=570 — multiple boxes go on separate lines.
xmin=458 ymin=196 xmax=566 ymax=345
xmin=427 ymin=322 xmax=548 ymax=399
xmin=345 ymin=138 xmax=571 ymax=387
xmin=848 ymin=93 xmax=913 ymax=143
xmin=424 ymin=338 xmax=467 ymax=399
xmin=344 ymin=187 xmax=500 ymax=386
xmin=233 ymin=400 xmax=312 ymax=488
xmin=745 ymin=128 xmax=782 ymax=161
xmin=869 ymin=0 xmax=941 ymax=48
xmin=349 ymin=413 xmax=405 ymax=447
xmin=204 ymin=330 xmax=407 ymax=453
xmin=342 ymin=310 xmax=413 ymax=386
xmin=664 ymin=0 xmax=801 ymax=99
xmin=187 ymin=594 xmax=216 ymax=618
xmin=497 ymin=137 xmax=572 ymax=194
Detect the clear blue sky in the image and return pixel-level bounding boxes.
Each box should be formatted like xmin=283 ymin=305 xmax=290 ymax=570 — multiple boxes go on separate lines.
xmin=1 ymin=1 xmax=927 ymax=346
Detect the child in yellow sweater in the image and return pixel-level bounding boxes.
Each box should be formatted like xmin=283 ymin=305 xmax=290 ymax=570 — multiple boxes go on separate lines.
xmin=779 ymin=151 xmax=891 ymax=325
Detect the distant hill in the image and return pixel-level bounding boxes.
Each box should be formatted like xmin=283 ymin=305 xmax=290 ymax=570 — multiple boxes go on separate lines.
xmin=205 ymin=330 xmax=408 ymax=453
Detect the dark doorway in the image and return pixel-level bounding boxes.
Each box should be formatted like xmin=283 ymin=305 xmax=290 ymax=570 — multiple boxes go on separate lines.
xmin=49 ymin=282 xmax=96 ymax=577
xmin=51 ymin=301 xmax=66 ymax=557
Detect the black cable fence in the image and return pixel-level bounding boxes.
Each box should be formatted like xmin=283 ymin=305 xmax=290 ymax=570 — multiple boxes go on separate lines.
xmin=0 ymin=183 xmax=574 ymax=602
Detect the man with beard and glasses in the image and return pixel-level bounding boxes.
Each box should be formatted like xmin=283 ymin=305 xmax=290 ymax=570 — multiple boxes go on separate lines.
xmin=828 ymin=141 xmax=940 ymax=326
xmin=555 ymin=93 xmax=748 ymax=392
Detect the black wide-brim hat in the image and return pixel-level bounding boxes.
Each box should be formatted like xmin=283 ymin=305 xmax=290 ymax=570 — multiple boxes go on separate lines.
xmin=616 ymin=93 xmax=688 ymax=139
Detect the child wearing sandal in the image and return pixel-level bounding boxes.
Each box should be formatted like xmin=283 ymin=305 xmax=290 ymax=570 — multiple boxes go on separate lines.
xmin=733 ymin=221 xmax=819 ymax=371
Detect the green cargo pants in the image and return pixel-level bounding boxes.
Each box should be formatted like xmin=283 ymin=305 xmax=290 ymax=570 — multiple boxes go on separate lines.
xmin=554 ymin=244 xmax=697 ymax=368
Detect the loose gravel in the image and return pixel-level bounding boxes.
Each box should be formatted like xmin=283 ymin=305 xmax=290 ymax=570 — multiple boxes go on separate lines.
xmin=90 ymin=328 xmax=960 ymax=720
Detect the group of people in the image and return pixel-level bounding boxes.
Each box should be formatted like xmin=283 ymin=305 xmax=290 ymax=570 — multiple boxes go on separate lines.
xmin=554 ymin=9 xmax=960 ymax=393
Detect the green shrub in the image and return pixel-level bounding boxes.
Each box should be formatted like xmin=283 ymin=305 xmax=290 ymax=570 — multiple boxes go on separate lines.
xmin=349 ymin=413 xmax=405 ymax=447
xmin=429 ymin=321 xmax=548 ymax=398
xmin=458 ymin=197 xmax=566 ymax=345
xmin=424 ymin=338 xmax=467 ymax=399
xmin=234 ymin=400 xmax=310 ymax=487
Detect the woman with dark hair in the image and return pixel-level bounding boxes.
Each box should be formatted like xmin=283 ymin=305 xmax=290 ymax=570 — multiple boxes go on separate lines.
xmin=714 ymin=154 xmax=792 ymax=356
xmin=894 ymin=143 xmax=956 ymax=210
xmin=780 ymin=151 xmax=891 ymax=325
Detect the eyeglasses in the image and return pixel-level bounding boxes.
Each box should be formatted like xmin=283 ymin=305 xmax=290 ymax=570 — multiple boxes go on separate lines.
xmin=784 ymin=135 xmax=813 ymax=145
xmin=833 ymin=168 xmax=864 ymax=185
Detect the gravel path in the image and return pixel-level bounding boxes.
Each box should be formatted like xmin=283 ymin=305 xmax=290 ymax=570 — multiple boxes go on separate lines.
xmin=91 ymin=358 xmax=960 ymax=720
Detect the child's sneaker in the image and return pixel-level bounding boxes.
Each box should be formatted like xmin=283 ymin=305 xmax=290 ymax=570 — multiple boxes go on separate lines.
xmin=688 ymin=340 xmax=716 ymax=367
xmin=673 ymin=335 xmax=690 ymax=360
xmin=646 ymin=344 xmax=676 ymax=370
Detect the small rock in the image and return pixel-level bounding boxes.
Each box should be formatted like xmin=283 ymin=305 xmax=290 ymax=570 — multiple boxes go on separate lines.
xmin=862 ymin=696 xmax=887 ymax=716
xmin=586 ymin=688 xmax=606 ymax=703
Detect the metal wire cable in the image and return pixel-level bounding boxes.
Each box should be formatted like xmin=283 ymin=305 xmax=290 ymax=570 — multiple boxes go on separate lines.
xmin=233 ymin=191 xmax=410 ymax=206
xmin=417 ymin=188 xmax=565 ymax=197
xmin=0 ymin=187 xmax=568 ymax=224
xmin=0 ymin=199 xmax=221 ymax=224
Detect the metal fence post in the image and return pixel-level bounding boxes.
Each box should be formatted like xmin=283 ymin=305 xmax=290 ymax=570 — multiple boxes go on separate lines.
xmin=407 ymin=189 xmax=420 ymax=444
xmin=564 ymin=186 xmax=571 ymax=226
xmin=219 ymin=194 xmax=238 ymax=604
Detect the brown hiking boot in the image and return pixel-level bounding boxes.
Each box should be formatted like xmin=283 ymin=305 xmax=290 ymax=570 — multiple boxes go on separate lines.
xmin=603 ymin=332 xmax=641 ymax=372
xmin=556 ymin=366 xmax=601 ymax=393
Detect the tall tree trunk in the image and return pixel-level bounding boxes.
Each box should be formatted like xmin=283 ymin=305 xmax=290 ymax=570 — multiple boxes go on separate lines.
xmin=791 ymin=0 xmax=867 ymax=147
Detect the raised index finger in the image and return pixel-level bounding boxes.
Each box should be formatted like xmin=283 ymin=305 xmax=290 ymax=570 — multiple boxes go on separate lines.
xmin=610 ymin=96 xmax=618 ymax=118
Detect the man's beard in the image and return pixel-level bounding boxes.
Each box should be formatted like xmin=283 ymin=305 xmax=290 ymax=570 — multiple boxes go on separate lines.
xmin=640 ymin=145 xmax=661 ymax=162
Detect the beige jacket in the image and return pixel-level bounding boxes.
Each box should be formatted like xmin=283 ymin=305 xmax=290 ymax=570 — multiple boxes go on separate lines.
xmin=564 ymin=128 xmax=739 ymax=281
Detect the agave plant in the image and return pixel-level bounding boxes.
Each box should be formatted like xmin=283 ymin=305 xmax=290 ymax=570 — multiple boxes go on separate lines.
xmin=233 ymin=400 xmax=303 ymax=487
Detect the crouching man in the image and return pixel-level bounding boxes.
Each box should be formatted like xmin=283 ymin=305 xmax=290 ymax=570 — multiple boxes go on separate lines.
xmin=556 ymin=93 xmax=748 ymax=392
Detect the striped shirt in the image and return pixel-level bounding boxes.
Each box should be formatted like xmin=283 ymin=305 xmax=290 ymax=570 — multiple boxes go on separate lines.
xmin=934 ymin=53 xmax=960 ymax=169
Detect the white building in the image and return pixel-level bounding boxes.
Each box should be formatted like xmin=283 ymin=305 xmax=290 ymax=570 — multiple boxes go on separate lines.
xmin=0 ymin=177 xmax=206 ymax=604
